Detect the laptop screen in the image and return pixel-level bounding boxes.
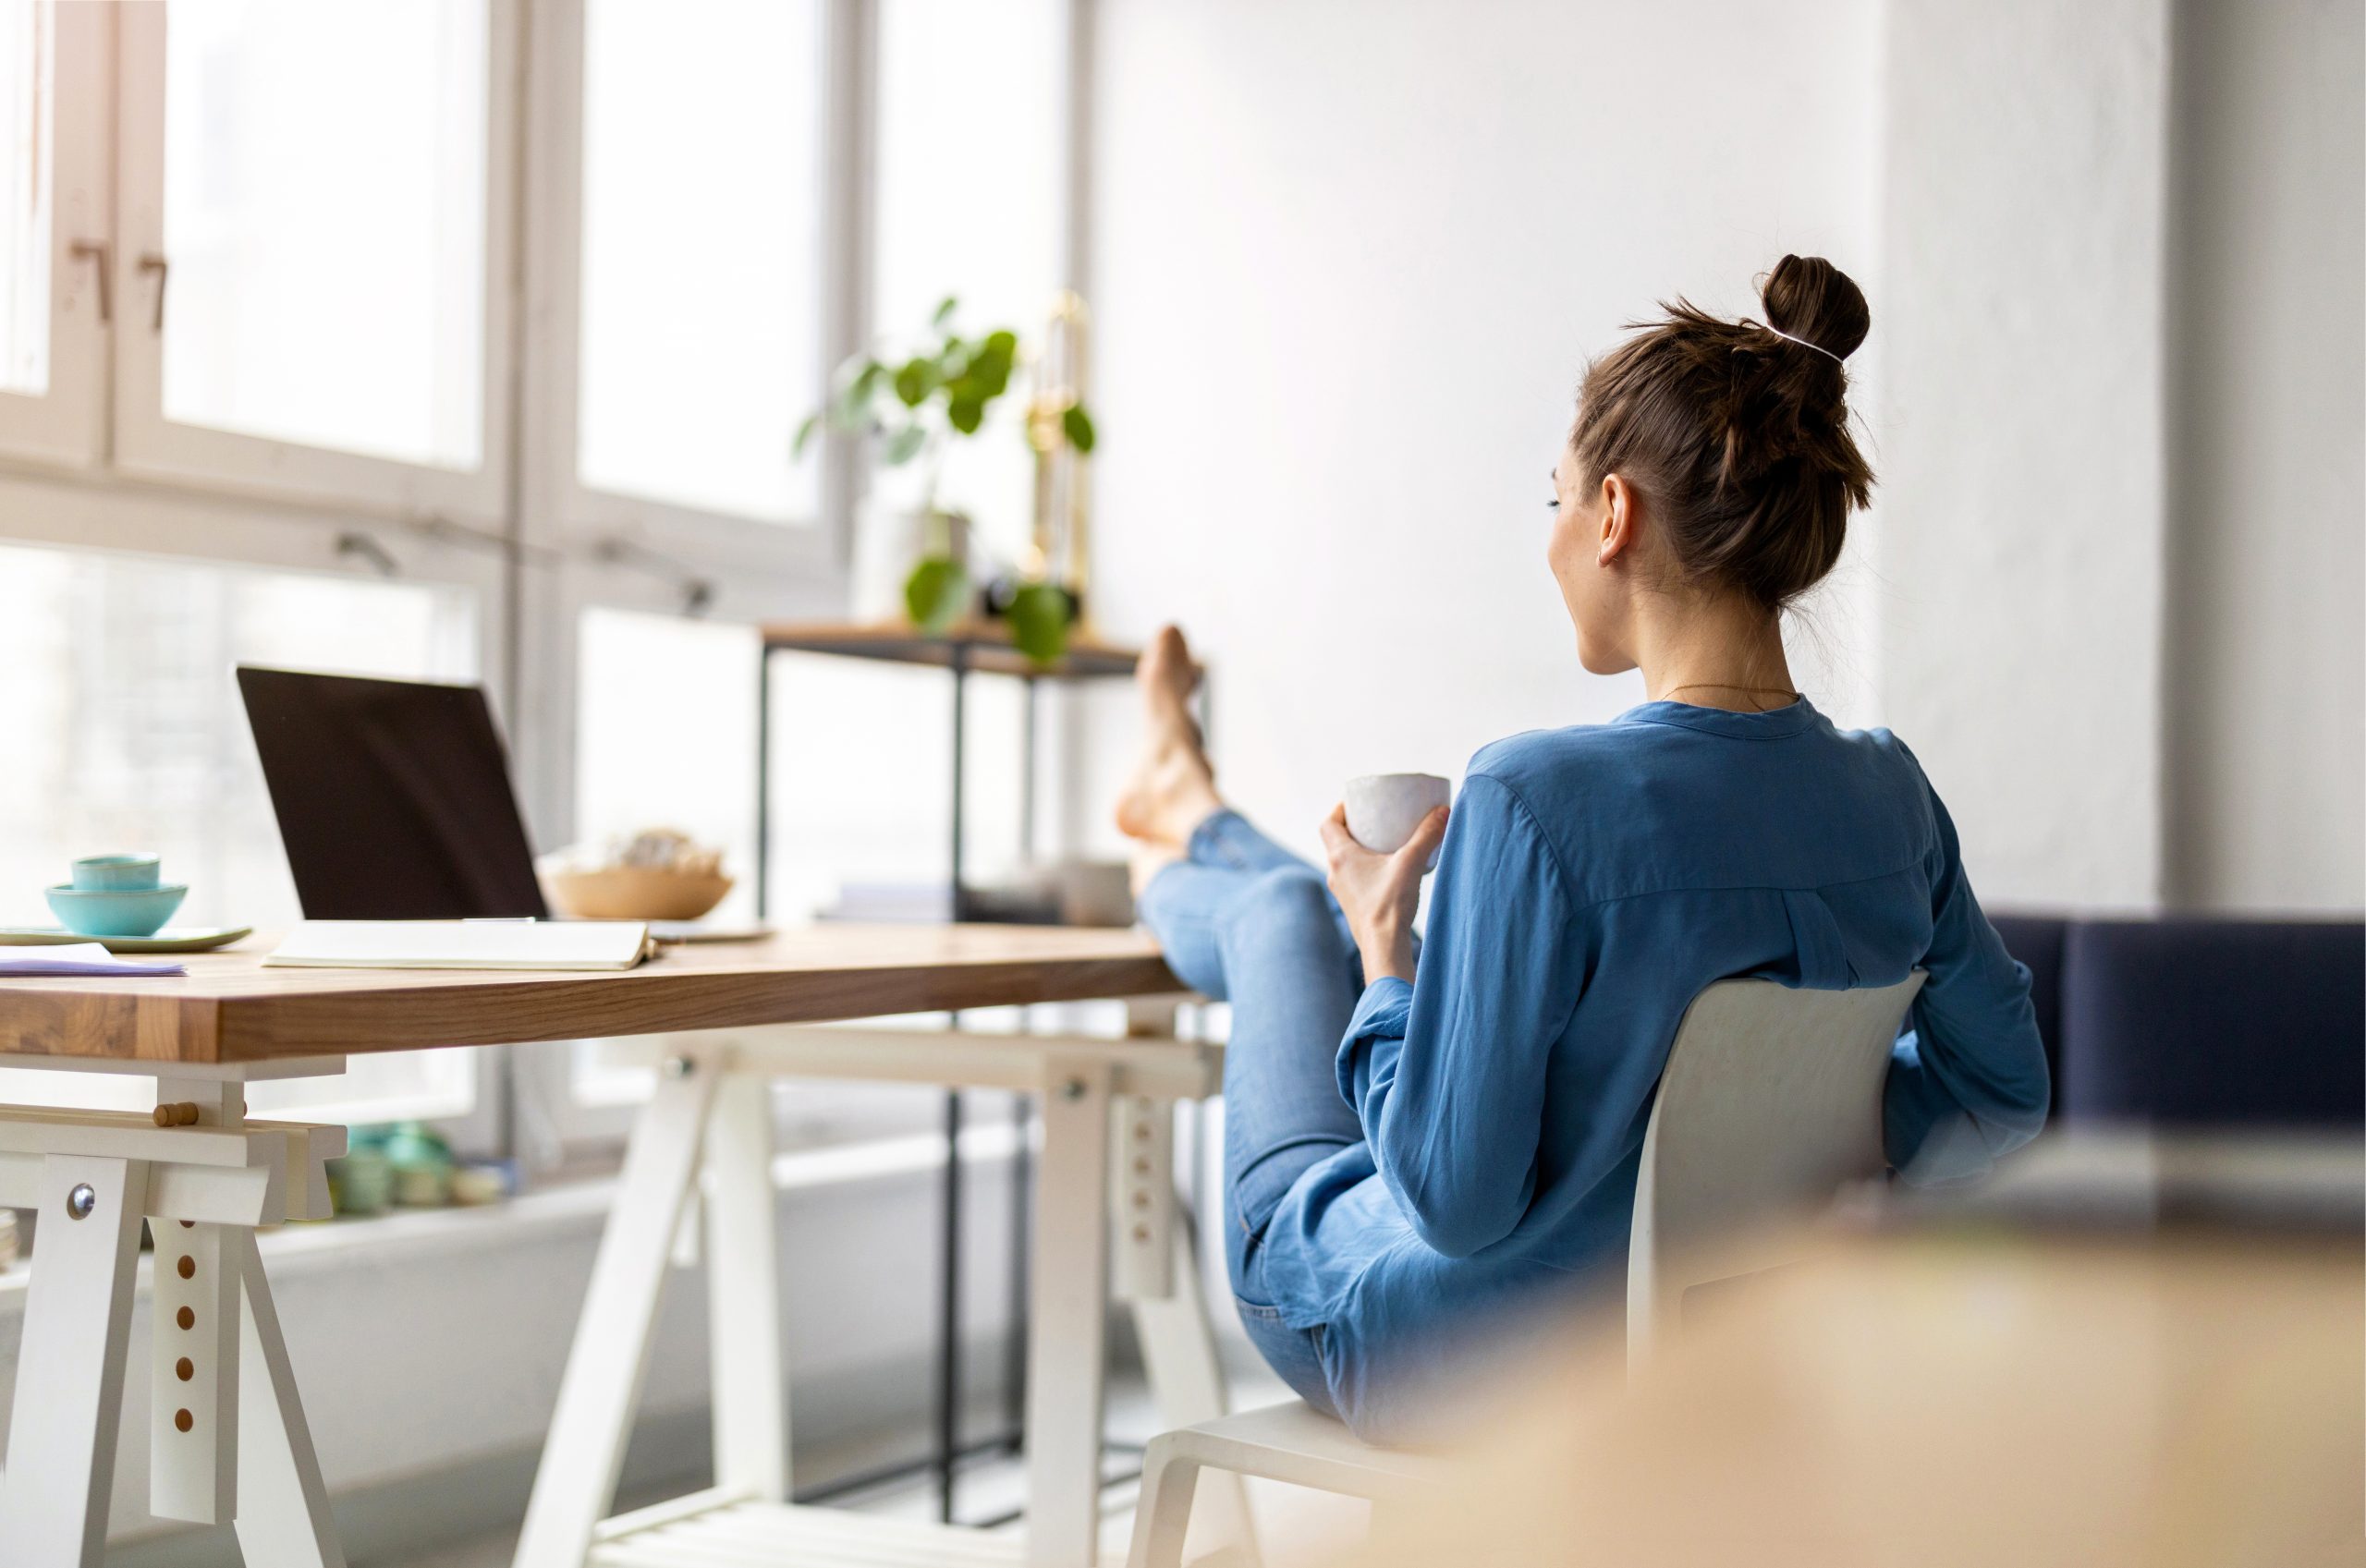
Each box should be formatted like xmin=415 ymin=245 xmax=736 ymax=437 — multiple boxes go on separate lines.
xmin=237 ymin=666 xmax=549 ymax=920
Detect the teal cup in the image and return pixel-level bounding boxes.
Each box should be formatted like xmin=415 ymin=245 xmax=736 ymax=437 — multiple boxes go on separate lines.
xmin=72 ymin=854 xmax=162 ymax=892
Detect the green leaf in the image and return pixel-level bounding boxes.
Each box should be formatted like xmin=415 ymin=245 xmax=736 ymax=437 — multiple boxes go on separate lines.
xmin=1060 ymin=403 xmax=1096 ymax=454
xmin=905 ymin=554 xmax=970 ymax=632
xmin=970 ymin=331 xmax=1017 ymax=396
xmin=792 ymin=412 xmax=822 ymax=458
xmin=931 ymin=295 xmax=959 ymax=327
xmin=830 ymin=359 xmax=884 ymax=426
xmin=893 ymin=357 xmax=939 ymax=407
xmin=945 ymin=395 xmax=984 ymax=435
xmin=882 ymin=424 xmax=928 ymax=466
xmin=1006 ymin=581 xmax=1072 ymax=665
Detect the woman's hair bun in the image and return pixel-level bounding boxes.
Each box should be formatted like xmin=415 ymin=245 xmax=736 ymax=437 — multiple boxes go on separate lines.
xmin=1567 ymin=253 xmax=1876 ymax=612
xmin=1760 ymin=253 xmax=1869 ymax=363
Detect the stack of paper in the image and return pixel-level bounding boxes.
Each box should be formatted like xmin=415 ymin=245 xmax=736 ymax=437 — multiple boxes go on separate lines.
xmin=264 ymin=920 xmax=652 ymax=971
xmin=0 ymin=943 xmax=187 ymax=978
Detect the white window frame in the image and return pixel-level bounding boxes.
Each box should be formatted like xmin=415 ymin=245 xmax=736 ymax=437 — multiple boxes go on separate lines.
xmin=511 ymin=0 xmax=870 ymax=1157
xmin=0 ymin=0 xmax=523 ymax=1149
xmin=514 ymin=0 xmax=1108 ymax=1159
xmin=104 ymin=0 xmax=521 ymax=523
xmin=0 ymin=0 xmax=110 ymax=468
xmin=516 ymin=0 xmax=860 ymax=594
xmin=0 ymin=0 xmax=1094 ymax=1170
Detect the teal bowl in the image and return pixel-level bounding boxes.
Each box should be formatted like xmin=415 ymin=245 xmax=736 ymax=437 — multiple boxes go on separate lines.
xmin=45 ymin=882 xmax=189 ymax=939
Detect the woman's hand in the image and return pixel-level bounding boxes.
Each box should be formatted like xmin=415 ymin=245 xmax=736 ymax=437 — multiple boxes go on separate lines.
xmin=1320 ymin=803 xmax=1449 ymax=985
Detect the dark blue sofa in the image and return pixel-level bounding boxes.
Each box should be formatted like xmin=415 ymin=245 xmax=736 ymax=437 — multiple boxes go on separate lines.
xmin=1986 ymin=914 xmax=2364 ymax=1129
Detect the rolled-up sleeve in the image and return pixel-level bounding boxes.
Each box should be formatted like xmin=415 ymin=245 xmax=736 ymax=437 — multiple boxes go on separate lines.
xmin=1335 ymin=773 xmax=1582 ymax=1258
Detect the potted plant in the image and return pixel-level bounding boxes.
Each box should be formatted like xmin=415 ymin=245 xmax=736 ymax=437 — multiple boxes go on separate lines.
xmin=796 ymin=298 xmax=1096 ymax=662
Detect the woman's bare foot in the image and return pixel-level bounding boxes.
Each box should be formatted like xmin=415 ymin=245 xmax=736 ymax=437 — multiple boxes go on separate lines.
xmin=1115 ymin=625 xmax=1223 ymax=845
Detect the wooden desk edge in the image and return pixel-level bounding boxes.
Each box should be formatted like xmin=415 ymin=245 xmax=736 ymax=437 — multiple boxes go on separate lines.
xmin=0 ymin=954 xmax=1186 ymax=1067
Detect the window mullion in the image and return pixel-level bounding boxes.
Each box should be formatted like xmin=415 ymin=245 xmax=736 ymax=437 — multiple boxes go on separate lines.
xmin=819 ymin=0 xmax=877 ymax=574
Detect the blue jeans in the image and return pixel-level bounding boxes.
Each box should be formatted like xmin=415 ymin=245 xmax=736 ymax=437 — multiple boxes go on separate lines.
xmin=1136 ymin=809 xmax=1372 ymax=1416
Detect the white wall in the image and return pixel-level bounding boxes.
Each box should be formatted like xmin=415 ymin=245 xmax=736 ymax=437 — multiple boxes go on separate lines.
xmin=1875 ymin=0 xmax=2173 ymax=908
xmin=1079 ymin=0 xmax=1880 ymax=863
xmin=1080 ymin=0 xmax=2363 ymax=915
xmin=2163 ymin=0 xmax=2366 ymax=911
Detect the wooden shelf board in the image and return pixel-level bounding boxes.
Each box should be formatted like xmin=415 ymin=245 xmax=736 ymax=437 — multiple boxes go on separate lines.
xmin=758 ymin=620 xmax=1144 ymax=679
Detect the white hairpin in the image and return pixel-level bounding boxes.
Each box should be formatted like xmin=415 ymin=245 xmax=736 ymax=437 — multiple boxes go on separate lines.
xmin=1760 ymin=322 xmax=1844 ymax=365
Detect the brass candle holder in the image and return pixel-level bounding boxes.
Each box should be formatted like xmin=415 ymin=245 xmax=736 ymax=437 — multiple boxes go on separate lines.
xmin=1024 ymin=289 xmax=1093 ymax=630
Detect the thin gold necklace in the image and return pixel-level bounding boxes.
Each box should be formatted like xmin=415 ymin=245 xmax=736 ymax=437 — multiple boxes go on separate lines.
xmin=1661 ymin=681 xmax=1800 ymax=711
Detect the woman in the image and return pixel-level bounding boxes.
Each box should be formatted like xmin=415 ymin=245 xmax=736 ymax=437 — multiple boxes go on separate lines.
xmin=1114 ymin=256 xmax=2051 ymax=1442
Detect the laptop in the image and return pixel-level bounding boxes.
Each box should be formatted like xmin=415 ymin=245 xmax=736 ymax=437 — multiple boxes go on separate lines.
xmin=238 ymin=666 xmax=548 ymax=920
xmin=238 ymin=666 xmax=758 ymax=940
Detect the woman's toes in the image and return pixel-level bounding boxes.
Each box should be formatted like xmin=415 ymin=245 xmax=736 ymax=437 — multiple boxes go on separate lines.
xmin=1138 ymin=626 xmax=1198 ymax=714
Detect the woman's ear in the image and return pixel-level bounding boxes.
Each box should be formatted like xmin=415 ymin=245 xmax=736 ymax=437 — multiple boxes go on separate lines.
xmin=1598 ymin=472 xmax=1638 ymax=566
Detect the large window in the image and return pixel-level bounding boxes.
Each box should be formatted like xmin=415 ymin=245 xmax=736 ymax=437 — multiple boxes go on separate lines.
xmin=0 ymin=540 xmax=489 ymax=1134
xmin=523 ymin=0 xmax=839 ymax=589
xmin=872 ymin=0 xmax=1065 ymax=562
xmin=574 ymin=0 xmax=825 ymax=526
xmin=0 ymin=0 xmax=51 ymax=398
xmin=0 ymin=0 xmax=105 ymax=466
xmin=156 ymin=0 xmax=489 ymax=469
xmin=108 ymin=0 xmax=517 ymax=514
xmin=0 ymin=0 xmax=1083 ymax=1163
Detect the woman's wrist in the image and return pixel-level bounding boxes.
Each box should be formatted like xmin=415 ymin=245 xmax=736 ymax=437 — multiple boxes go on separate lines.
xmin=1355 ymin=911 xmax=1419 ymax=984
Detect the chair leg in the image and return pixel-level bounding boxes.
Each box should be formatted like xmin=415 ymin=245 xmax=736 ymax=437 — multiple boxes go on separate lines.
xmin=1128 ymin=1172 xmax=1258 ymax=1563
xmin=1127 ymin=1435 xmax=1204 ymax=1568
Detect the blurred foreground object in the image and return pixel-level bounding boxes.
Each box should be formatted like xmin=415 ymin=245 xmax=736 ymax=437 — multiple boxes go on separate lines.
xmin=1336 ymin=1223 xmax=2362 ymax=1568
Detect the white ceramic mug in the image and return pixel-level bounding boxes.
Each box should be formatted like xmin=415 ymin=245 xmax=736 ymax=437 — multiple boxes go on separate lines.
xmin=1344 ymin=772 xmax=1452 ymax=859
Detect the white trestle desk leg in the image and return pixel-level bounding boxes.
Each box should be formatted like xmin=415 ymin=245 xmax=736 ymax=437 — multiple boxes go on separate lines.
xmin=233 ymin=1228 xmax=347 ymax=1568
xmin=1116 ymin=1097 xmax=1255 ymax=1564
xmin=514 ymin=1053 xmax=721 ymax=1568
xmin=0 ymin=1153 xmax=151 ymax=1568
xmin=1025 ymin=1058 xmax=1116 ymax=1568
xmin=152 ymin=1079 xmax=245 ymax=1526
xmin=702 ymin=1073 xmax=788 ymax=1501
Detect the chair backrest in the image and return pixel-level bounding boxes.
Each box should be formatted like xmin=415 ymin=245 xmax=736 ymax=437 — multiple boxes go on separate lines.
xmin=1627 ymin=973 xmax=1926 ymax=1366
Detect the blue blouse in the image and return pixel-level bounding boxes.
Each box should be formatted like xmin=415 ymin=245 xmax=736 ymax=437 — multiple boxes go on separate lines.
xmin=1253 ymin=699 xmax=2051 ymax=1438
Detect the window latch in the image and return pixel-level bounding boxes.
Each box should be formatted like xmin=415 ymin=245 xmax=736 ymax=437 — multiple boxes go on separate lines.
xmin=138 ymin=253 xmax=170 ymax=332
xmin=68 ymin=240 xmax=110 ymax=324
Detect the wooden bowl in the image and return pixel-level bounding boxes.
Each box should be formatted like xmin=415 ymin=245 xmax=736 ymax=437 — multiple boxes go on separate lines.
xmin=543 ymin=867 xmax=734 ymax=922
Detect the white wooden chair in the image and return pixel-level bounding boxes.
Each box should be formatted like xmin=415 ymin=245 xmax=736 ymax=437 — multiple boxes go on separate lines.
xmin=1125 ymin=972 xmax=1928 ymax=1568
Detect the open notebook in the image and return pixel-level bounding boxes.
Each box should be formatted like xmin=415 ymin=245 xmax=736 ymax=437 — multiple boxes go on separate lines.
xmin=263 ymin=920 xmax=653 ymax=972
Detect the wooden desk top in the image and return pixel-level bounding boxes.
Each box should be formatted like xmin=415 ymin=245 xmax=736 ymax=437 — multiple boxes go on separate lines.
xmin=0 ymin=924 xmax=1178 ymax=1067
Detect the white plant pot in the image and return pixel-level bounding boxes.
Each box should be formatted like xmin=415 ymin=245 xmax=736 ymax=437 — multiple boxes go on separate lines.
xmin=851 ymin=504 xmax=970 ymax=625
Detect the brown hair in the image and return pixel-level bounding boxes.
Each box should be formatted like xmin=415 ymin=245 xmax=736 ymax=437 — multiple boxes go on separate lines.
xmin=1568 ymin=254 xmax=1873 ymax=612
